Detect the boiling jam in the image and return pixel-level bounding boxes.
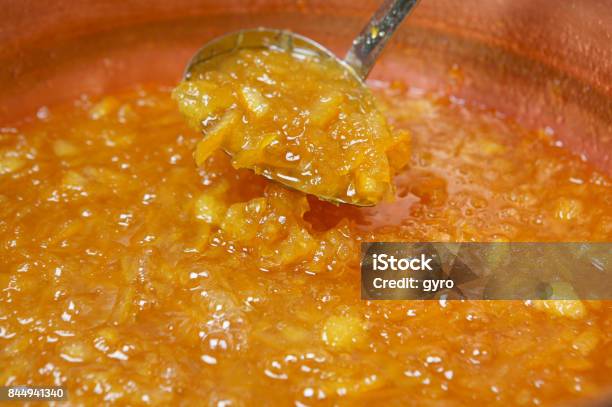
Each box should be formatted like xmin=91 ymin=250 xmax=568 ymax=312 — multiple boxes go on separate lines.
xmin=0 ymin=82 xmax=610 ymax=405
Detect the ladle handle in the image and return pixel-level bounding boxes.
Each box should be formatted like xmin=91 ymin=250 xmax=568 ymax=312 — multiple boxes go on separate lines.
xmin=345 ymin=0 xmax=419 ymax=79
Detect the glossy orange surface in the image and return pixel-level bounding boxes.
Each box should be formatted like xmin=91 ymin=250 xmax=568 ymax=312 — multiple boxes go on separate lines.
xmin=174 ymin=48 xmax=410 ymax=206
xmin=0 ymin=84 xmax=611 ymax=405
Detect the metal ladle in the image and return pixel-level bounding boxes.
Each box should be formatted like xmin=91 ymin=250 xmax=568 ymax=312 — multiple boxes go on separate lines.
xmin=183 ymin=0 xmax=420 ymax=205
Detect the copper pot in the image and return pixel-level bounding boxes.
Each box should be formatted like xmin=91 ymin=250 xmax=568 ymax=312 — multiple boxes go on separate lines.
xmin=0 ymin=1 xmax=610 ymax=404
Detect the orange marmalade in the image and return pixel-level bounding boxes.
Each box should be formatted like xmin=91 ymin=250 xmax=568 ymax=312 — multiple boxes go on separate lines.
xmin=173 ymin=48 xmax=410 ymax=206
xmin=0 ymin=83 xmax=611 ymax=406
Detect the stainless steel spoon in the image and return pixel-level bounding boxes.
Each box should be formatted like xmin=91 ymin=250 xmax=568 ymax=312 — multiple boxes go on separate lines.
xmin=183 ymin=0 xmax=420 ymax=205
